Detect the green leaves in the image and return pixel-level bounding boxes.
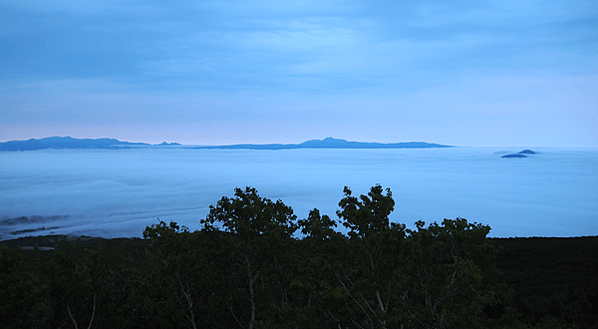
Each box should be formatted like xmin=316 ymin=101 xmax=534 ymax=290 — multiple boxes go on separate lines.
xmin=298 ymin=208 xmax=338 ymax=241
xmin=202 ymin=186 xmax=298 ymax=239
xmin=338 ymin=184 xmax=395 ymax=239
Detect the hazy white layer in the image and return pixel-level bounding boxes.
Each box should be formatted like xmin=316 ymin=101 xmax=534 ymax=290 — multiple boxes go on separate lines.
xmin=1 ymin=147 xmax=597 ymax=239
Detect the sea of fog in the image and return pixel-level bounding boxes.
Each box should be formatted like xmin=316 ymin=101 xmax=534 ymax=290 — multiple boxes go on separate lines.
xmin=1 ymin=147 xmax=597 ymax=240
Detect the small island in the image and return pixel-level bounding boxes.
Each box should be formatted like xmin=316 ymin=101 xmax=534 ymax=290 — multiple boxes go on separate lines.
xmin=501 ymin=149 xmax=537 ymax=158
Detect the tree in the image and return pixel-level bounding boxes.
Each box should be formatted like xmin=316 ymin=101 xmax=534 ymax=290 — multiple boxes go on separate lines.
xmin=0 ymin=246 xmax=45 ymax=328
xmin=41 ymin=247 xmax=106 ymax=329
xmin=333 ymin=185 xmax=408 ymax=329
xmin=330 ymin=186 xmax=502 ymax=329
xmin=401 ymin=218 xmax=500 ymax=329
xmin=295 ymin=209 xmax=351 ymax=328
xmin=200 ymin=187 xmax=298 ymax=329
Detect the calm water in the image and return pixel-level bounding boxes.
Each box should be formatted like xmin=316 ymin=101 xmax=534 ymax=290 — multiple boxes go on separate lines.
xmin=1 ymin=147 xmax=597 ymax=239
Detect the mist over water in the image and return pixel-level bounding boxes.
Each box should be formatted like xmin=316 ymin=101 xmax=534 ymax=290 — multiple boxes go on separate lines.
xmin=1 ymin=147 xmax=597 ymax=239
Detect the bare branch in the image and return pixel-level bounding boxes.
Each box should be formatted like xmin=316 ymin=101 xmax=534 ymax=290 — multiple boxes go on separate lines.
xmin=334 ymin=271 xmax=374 ymax=329
xmin=67 ymin=304 xmax=79 ymax=329
xmin=86 ymin=293 xmax=96 ymax=329
xmin=227 ymin=302 xmax=245 ymax=329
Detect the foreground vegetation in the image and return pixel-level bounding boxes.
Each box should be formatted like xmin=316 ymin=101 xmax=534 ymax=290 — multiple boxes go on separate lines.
xmin=1 ymin=185 xmax=596 ymax=328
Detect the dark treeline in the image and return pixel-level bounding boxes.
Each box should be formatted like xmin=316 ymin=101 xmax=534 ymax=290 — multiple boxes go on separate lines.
xmin=1 ymin=185 xmax=596 ymax=328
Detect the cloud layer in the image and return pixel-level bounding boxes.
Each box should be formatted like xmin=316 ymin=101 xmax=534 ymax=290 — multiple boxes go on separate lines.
xmin=1 ymin=147 xmax=597 ymax=239
xmin=1 ymin=0 xmax=597 ymax=146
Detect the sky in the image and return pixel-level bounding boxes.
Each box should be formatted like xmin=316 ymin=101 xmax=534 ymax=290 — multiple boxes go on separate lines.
xmin=1 ymin=0 xmax=597 ymax=147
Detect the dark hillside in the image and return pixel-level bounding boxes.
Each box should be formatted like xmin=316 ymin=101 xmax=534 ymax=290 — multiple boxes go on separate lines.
xmin=2 ymin=234 xmax=597 ymax=328
xmin=492 ymin=237 xmax=598 ymax=328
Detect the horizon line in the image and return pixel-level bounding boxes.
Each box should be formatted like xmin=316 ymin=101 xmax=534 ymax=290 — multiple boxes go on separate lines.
xmin=1 ymin=135 xmax=597 ymax=148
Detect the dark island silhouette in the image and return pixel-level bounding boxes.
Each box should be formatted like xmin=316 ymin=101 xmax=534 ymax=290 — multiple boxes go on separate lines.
xmin=1 ymin=136 xmax=450 ymax=151
xmin=501 ymin=149 xmax=537 ymax=158
xmin=0 ymin=137 xmax=180 ymax=151
xmin=195 ymin=137 xmax=452 ymax=150
xmin=0 ymin=136 xmax=150 ymax=151
xmin=156 ymin=141 xmax=182 ymax=146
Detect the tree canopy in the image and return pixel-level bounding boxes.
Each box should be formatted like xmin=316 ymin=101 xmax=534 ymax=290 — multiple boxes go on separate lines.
xmin=3 ymin=185 xmax=588 ymax=328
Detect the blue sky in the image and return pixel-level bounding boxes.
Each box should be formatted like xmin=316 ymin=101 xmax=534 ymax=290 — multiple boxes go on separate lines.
xmin=1 ymin=0 xmax=597 ymax=146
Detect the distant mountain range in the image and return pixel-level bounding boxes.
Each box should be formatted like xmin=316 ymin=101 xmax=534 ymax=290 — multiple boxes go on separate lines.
xmin=0 ymin=137 xmax=179 ymax=151
xmin=0 ymin=136 xmax=451 ymax=151
xmin=195 ymin=137 xmax=452 ymax=150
